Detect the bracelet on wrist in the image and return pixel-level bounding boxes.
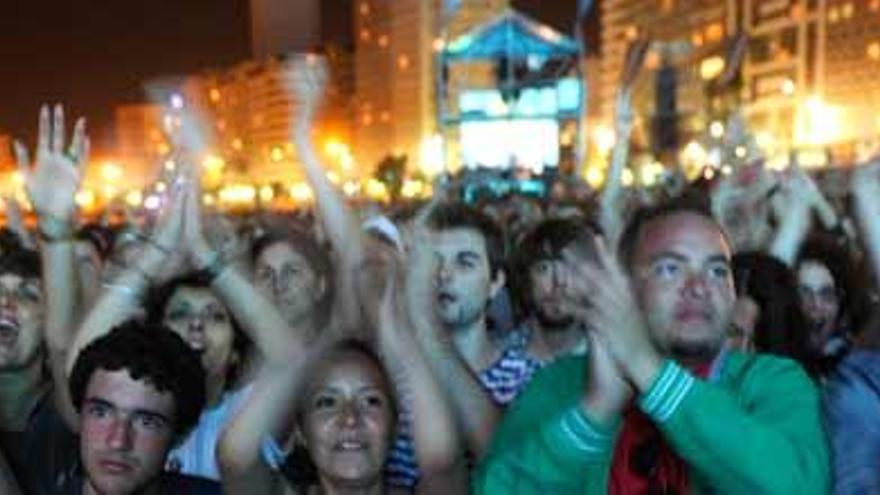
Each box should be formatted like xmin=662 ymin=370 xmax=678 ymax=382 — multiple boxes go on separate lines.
xmin=198 ymin=252 xmax=233 ymax=284
xmin=36 ymin=212 xmax=74 ymax=242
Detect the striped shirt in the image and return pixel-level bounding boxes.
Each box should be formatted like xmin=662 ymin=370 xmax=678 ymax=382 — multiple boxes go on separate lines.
xmin=385 ymin=345 xmax=542 ymax=488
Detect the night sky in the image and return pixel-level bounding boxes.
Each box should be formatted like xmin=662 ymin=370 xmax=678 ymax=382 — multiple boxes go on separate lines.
xmin=0 ymin=0 xmax=595 ymax=150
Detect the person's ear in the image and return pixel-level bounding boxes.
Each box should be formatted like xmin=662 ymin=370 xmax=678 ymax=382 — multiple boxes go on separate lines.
xmin=489 ymin=269 xmax=506 ymax=300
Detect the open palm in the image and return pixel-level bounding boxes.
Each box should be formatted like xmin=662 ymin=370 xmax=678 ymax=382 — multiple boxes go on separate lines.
xmin=14 ymin=105 xmax=89 ymax=220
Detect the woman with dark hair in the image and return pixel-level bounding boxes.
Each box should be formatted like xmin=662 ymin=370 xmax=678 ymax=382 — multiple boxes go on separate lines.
xmin=219 ymin=222 xmax=466 ymax=494
xmin=795 ymin=236 xmax=867 ymax=366
xmin=146 ymin=272 xmax=255 ymax=477
xmin=731 ymin=251 xmax=820 ymax=377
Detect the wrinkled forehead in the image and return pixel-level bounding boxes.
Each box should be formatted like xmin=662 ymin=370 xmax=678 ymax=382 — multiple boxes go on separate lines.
xmin=633 ymin=212 xmax=732 ymax=265
xmin=431 ymin=228 xmax=489 ymax=256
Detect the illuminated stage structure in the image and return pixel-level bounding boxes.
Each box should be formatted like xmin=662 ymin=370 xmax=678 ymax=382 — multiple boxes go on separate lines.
xmin=437 ymin=10 xmax=584 ymax=177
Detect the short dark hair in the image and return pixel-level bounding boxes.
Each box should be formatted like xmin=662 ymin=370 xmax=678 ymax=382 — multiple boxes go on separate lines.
xmin=618 ymin=197 xmax=721 ymax=269
xmin=0 ymin=247 xmax=41 ymax=280
xmin=428 ymin=203 xmax=506 ymax=278
xmin=509 ymin=218 xmax=599 ymax=315
xmin=69 ymin=320 xmax=206 ymax=438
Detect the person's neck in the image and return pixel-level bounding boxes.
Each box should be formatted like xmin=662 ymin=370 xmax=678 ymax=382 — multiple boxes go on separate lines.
xmin=314 ymin=479 xmax=385 ymax=495
xmin=0 ymin=358 xmax=47 ymax=431
xmin=528 ymin=318 xmax=584 ymax=362
xmin=449 ymin=317 xmax=497 ymax=372
xmin=673 ymin=347 xmax=724 ymax=374
xmin=205 ymin=375 xmax=226 ymax=409
xmin=84 ymin=476 xmax=162 ymax=495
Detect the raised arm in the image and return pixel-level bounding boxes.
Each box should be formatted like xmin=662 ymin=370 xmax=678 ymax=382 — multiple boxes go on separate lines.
xmin=767 ymin=167 xmax=818 ymax=265
xmin=15 ymin=104 xmax=89 ymax=429
xmin=851 ymin=159 xmax=880 ymax=285
xmin=598 ymin=89 xmax=634 ymax=246
xmin=374 ymin=237 xmax=465 ymax=493
xmin=65 ymin=174 xmax=186 ymax=376
xmin=218 ymin=342 xmax=312 ymax=495
xmin=285 ymin=55 xmax=366 ymax=330
xmin=182 ymin=176 xmax=299 ymax=369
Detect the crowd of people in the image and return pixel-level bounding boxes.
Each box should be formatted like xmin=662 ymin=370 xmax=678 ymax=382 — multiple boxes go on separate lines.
xmin=0 ymin=55 xmax=878 ymax=495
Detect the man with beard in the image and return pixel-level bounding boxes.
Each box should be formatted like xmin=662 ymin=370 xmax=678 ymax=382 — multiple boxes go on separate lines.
xmin=474 ymin=200 xmax=829 ymax=494
xmin=508 ymin=218 xmax=600 ymax=363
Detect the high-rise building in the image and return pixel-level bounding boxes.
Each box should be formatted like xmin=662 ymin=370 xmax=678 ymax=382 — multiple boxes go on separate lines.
xmin=353 ymin=0 xmax=508 ymax=172
xmin=820 ymin=0 xmax=880 ymax=147
xmin=144 ymin=47 xmax=354 ymax=187
xmin=598 ymin=0 xmax=880 ymax=157
xmin=597 ymin=0 xmax=733 ymax=144
xmin=0 ymin=134 xmax=12 ymax=172
xmin=737 ymin=0 xmax=821 ymax=153
xmin=250 ymin=0 xmax=322 ymax=58
xmin=114 ymin=104 xmax=166 ymax=187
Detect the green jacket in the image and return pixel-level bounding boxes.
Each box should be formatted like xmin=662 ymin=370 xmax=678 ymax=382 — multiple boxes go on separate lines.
xmin=473 ymin=351 xmax=830 ymax=494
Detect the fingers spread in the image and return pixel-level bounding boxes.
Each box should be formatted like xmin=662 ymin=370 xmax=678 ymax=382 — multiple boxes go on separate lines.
xmin=52 ymin=104 xmax=65 ymax=154
xmin=37 ymin=105 xmax=51 ymax=155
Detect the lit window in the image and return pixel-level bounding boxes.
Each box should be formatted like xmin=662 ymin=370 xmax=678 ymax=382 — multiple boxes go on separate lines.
xmin=397 ymin=55 xmax=410 ymax=70
xmin=868 ymin=42 xmax=880 ymax=60
xmin=362 ymin=113 xmax=373 ymax=126
xmin=829 ymin=7 xmax=840 ymax=23
xmin=380 ymin=111 xmax=391 ymax=122
xmin=360 ymin=29 xmax=371 ymax=42
xmin=705 ymin=23 xmax=724 ymax=43
xmin=700 ymin=56 xmax=725 ymax=80
xmin=378 ymin=35 xmax=389 ymax=48
xmin=870 ymin=0 xmax=880 ymax=12
xmin=692 ymin=32 xmax=704 ymax=47
xmin=270 ymin=146 xmax=285 ymax=163
xmin=842 ymin=2 xmax=854 ymax=19
xmin=360 ymin=2 xmax=369 ymax=15
xmin=625 ymin=25 xmax=639 ymax=41
xmin=209 ymin=88 xmax=221 ymax=103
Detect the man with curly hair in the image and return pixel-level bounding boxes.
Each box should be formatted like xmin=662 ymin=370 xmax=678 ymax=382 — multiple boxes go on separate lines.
xmin=66 ymin=320 xmax=218 ymax=494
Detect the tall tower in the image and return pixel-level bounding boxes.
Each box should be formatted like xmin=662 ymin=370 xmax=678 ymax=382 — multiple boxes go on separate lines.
xmin=598 ymin=0 xmax=733 ymax=136
xmin=353 ymin=0 xmax=508 ymax=173
xmin=250 ymin=0 xmax=321 ymax=58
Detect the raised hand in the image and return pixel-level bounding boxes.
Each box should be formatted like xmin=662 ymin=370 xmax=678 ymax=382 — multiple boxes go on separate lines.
xmin=581 ymin=331 xmax=633 ymax=424
xmin=614 ymin=88 xmax=635 ymax=136
xmin=148 ymin=167 xmax=187 ymax=257
xmin=284 ymin=54 xmax=329 ymax=132
xmin=563 ymin=237 xmax=662 ymax=390
xmin=851 ymin=156 xmax=880 ymax=199
xmin=14 ymin=104 xmax=89 ymax=223
xmin=180 ymin=162 xmax=218 ymax=269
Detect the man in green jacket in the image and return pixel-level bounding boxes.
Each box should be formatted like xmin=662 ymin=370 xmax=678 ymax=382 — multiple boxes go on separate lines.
xmin=474 ymin=201 xmax=829 ymax=494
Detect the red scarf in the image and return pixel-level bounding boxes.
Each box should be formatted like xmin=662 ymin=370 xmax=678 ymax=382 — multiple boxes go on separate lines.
xmin=609 ymin=362 xmax=713 ymax=495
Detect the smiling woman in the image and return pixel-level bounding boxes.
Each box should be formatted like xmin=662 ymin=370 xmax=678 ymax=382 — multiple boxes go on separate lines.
xmin=292 ymin=340 xmax=396 ymax=492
